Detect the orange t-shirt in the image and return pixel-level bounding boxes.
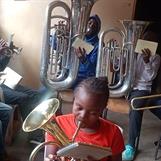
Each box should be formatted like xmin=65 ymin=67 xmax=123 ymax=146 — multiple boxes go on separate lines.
xmin=46 ymin=114 xmax=125 ymax=158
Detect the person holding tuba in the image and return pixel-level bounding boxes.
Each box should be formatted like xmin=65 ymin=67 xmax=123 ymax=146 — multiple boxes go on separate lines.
xmin=72 ymin=14 xmax=101 ymax=88
xmin=38 ymin=14 xmax=102 ymax=117
xmin=45 ymin=77 xmax=125 ymax=161
xmin=122 ymin=23 xmax=161 ymax=161
xmin=40 ymin=14 xmax=101 ymax=95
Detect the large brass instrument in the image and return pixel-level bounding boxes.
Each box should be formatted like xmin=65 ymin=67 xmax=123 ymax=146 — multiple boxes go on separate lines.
xmin=131 ymin=94 xmax=161 ymax=110
xmin=96 ymin=20 xmax=150 ymax=97
xmin=40 ymin=0 xmax=98 ymax=91
xmin=23 ymin=98 xmax=82 ymax=161
xmin=22 ymin=98 xmax=74 ymax=161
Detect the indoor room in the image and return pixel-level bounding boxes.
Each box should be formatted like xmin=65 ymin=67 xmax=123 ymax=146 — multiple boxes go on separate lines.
xmin=0 ymin=0 xmax=161 ymax=161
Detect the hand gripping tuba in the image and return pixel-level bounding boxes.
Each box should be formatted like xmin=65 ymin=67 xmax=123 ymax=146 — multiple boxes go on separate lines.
xmin=96 ymin=20 xmax=150 ymax=97
xmin=40 ymin=0 xmax=99 ymax=91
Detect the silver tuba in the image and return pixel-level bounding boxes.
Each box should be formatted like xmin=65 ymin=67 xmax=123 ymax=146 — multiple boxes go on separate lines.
xmin=96 ymin=20 xmax=150 ymax=97
xmin=40 ymin=0 xmax=99 ymax=91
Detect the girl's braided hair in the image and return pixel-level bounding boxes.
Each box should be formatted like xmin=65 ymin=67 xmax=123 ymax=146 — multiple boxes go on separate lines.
xmin=74 ymin=77 xmax=109 ymax=101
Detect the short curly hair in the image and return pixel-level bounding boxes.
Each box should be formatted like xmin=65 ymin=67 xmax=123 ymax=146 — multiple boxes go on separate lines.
xmin=74 ymin=76 xmax=109 ymax=102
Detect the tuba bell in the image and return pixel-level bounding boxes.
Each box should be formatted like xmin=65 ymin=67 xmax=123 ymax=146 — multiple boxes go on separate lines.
xmin=96 ymin=20 xmax=150 ymax=97
xmin=40 ymin=0 xmax=99 ymax=91
xmin=23 ymin=98 xmax=82 ymax=161
xmin=22 ymin=98 xmax=70 ymax=161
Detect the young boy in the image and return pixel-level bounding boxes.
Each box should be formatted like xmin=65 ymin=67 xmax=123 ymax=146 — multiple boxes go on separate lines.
xmin=45 ymin=77 xmax=125 ymax=161
xmin=122 ymin=23 xmax=161 ymax=161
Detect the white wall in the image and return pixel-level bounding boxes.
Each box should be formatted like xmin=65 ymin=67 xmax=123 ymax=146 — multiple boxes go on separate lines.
xmin=0 ymin=0 xmax=135 ymax=89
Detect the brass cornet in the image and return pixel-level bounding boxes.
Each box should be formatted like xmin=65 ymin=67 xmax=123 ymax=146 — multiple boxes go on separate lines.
xmin=23 ymin=98 xmax=82 ymax=161
xmin=22 ymin=98 xmax=70 ymax=161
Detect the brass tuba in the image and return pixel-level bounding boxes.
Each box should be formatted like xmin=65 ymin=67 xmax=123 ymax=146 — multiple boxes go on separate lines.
xmin=96 ymin=20 xmax=150 ymax=97
xmin=40 ymin=0 xmax=99 ymax=91
xmin=23 ymin=98 xmax=82 ymax=161
xmin=22 ymin=98 xmax=70 ymax=161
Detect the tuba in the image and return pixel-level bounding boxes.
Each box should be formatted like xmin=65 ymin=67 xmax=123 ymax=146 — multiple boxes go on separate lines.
xmin=23 ymin=98 xmax=82 ymax=161
xmin=40 ymin=0 xmax=99 ymax=91
xmin=96 ymin=20 xmax=150 ymax=97
xmin=22 ymin=98 xmax=78 ymax=161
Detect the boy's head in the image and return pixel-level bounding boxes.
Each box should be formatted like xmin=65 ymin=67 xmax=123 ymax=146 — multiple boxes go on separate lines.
xmin=86 ymin=14 xmax=101 ymax=37
xmin=73 ymin=77 xmax=109 ymax=129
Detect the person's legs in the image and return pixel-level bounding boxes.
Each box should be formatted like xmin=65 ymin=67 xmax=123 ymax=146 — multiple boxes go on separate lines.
xmin=122 ymin=90 xmax=150 ymax=161
xmin=0 ymin=120 xmax=5 ymax=161
xmin=37 ymin=86 xmax=57 ymax=103
xmin=150 ymin=108 xmax=161 ymax=120
xmin=1 ymin=85 xmax=46 ymax=144
xmin=128 ymin=90 xmax=150 ymax=147
xmin=1 ymin=84 xmax=37 ymax=120
xmin=2 ymin=85 xmax=29 ymax=106
xmin=0 ymin=103 xmax=12 ymax=161
xmin=0 ymin=103 xmax=13 ymax=138
xmin=15 ymin=85 xmax=45 ymax=118
xmin=149 ymin=99 xmax=161 ymax=119
xmin=15 ymin=84 xmax=39 ymax=97
xmin=14 ymin=85 xmax=46 ymax=143
xmin=13 ymin=85 xmax=56 ymax=143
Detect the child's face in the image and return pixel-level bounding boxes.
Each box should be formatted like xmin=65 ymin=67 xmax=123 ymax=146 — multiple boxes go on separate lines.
xmin=72 ymin=87 xmax=106 ymax=130
xmin=86 ymin=18 xmax=98 ymax=37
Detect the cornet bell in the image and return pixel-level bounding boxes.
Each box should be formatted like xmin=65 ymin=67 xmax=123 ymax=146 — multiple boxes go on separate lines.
xmin=22 ymin=98 xmax=60 ymax=132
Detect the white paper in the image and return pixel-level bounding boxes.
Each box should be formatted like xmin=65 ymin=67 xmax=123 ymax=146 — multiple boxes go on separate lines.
xmin=1 ymin=67 xmax=22 ymax=89
xmin=72 ymin=37 xmax=94 ymax=55
xmin=135 ymin=39 xmax=158 ymax=55
xmin=57 ymin=142 xmax=112 ymax=160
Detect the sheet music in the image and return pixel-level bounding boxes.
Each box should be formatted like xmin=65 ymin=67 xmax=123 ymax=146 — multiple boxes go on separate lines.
xmin=57 ymin=142 xmax=112 ymax=160
xmin=1 ymin=67 xmax=22 ymax=89
xmin=135 ymin=39 xmax=158 ymax=55
xmin=72 ymin=38 xmax=94 ymax=55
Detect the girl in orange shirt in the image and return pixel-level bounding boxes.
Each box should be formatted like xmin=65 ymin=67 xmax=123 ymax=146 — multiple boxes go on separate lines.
xmin=45 ymin=77 xmax=125 ymax=161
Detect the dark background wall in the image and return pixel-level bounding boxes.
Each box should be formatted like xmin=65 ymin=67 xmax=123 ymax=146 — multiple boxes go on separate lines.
xmin=134 ymin=0 xmax=161 ymax=22
xmin=134 ymin=0 xmax=161 ymax=93
xmin=134 ymin=0 xmax=161 ymax=51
